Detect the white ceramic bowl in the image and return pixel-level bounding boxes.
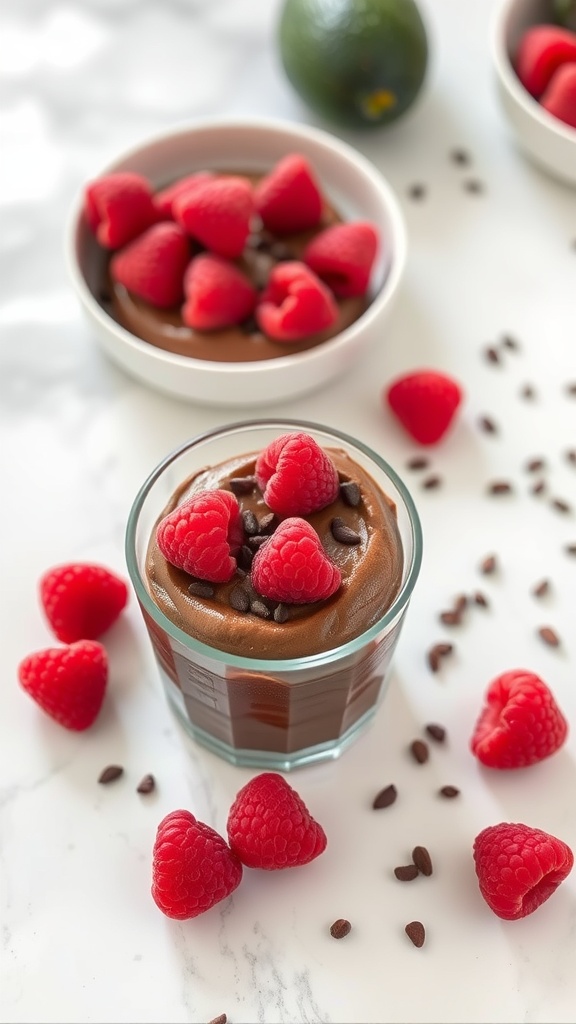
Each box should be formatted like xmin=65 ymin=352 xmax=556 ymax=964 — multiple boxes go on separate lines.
xmin=66 ymin=118 xmax=407 ymax=407
xmin=491 ymin=0 xmax=576 ymax=186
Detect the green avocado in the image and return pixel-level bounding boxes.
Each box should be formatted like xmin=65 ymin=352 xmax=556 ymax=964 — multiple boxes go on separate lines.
xmin=278 ymin=0 xmax=429 ymax=129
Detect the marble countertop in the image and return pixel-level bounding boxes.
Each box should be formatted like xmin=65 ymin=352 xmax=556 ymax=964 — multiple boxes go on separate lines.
xmin=2 ymin=1 xmax=576 ymax=1021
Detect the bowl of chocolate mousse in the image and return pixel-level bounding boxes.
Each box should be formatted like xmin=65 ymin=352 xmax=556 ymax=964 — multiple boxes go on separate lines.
xmin=126 ymin=420 xmax=422 ymax=770
xmin=67 ymin=118 xmax=407 ymax=407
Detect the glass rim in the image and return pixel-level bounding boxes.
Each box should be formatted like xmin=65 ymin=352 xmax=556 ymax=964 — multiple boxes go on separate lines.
xmin=125 ymin=418 xmax=423 ymax=672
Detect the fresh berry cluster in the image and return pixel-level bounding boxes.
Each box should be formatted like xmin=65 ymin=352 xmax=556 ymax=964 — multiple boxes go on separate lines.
xmin=84 ymin=154 xmax=380 ymax=342
xmin=515 ymin=25 xmax=576 ymax=129
xmin=156 ymin=431 xmax=343 ymax=604
xmin=152 ymin=773 xmax=327 ymax=919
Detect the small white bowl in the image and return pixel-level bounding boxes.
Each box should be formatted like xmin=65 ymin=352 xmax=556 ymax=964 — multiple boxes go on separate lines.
xmin=66 ymin=118 xmax=407 ymax=407
xmin=491 ymin=0 xmax=576 ymax=186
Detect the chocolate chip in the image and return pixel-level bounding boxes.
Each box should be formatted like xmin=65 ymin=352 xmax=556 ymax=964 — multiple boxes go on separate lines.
xmin=412 ymin=845 xmax=433 ymax=876
xmin=269 ymin=241 xmax=294 ymax=261
xmin=340 ymin=480 xmax=361 ymax=506
xmin=258 ymin=512 xmax=276 ymax=533
xmin=98 ymin=765 xmax=123 ymax=785
xmin=248 ymin=534 xmax=268 ymax=549
xmin=484 ymin=345 xmax=500 ymax=364
xmin=408 ymin=183 xmax=426 ymax=200
xmin=532 ymin=579 xmax=550 ymax=598
xmin=480 ymin=554 xmax=497 ymax=575
xmin=394 ymin=865 xmax=419 ymax=881
xmin=188 ymin=580 xmax=215 ymax=599
xmin=251 ymin=600 xmax=271 ymax=619
xmin=520 ymin=383 xmax=536 ymax=400
xmin=208 ymin=1015 xmax=227 ymax=1024
xmin=330 ymin=918 xmax=352 ymax=939
xmin=427 ymin=643 xmax=453 ymax=672
xmin=464 ymin=178 xmax=484 ymax=194
xmin=439 ymin=785 xmax=460 ymax=798
xmin=229 ymin=475 xmax=256 ymax=496
xmin=501 ymin=334 xmax=519 ymax=351
xmin=436 ymin=643 xmax=454 ymax=656
xmin=405 ymin=921 xmax=426 ymax=948
xmin=406 ymin=456 xmax=429 ymax=471
xmin=525 ymin=458 xmax=545 ymax=473
xmin=478 ymin=415 xmax=498 ymax=434
xmin=251 ymin=253 xmax=274 ymax=290
xmin=273 ymin=603 xmax=289 ymax=623
xmin=425 ymin=723 xmax=446 ymax=743
xmin=487 ymin=480 xmax=513 ymax=495
xmin=566 ymin=450 xmax=576 ymax=465
xmin=538 ymin=626 xmax=560 ymax=647
xmin=565 ymin=382 xmax=576 ymax=396
xmin=565 ymin=543 xmax=576 ymax=556
xmin=229 ymin=586 xmax=250 ymax=613
xmin=551 ymin=498 xmax=572 ymax=514
xmin=454 ymin=594 xmax=468 ymax=613
xmin=372 ymin=784 xmax=397 ymax=810
xmin=98 ymin=287 xmax=112 ymax=304
xmin=473 ymin=590 xmax=489 ymax=607
xmin=242 ymin=509 xmax=259 ymax=535
xmin=450 ymin=148 xmax=470 ymax=165
xmin=439 ymin=610 xmax=461 ymax=626
xmin=422 ymin=475 xmax=442 ymax=490
xmin=410 ymin=739 xmax=429 ymax=764
xmin=330 ymin=517 xmax=361 ymax=545
xmin=531 ymin=479 xmax=546 ymax=495
xmin=136 ymin=774 xmax=155 ymax=794
xmin=237 ymin=545 xmax=254 ymax=571
xmin=240 ymin=315 xmax=260 ymax=334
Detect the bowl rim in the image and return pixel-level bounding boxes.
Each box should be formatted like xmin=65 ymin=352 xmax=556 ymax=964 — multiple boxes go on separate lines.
xmin=65 ymin=116 xmax=408 ymax=377
xmin=490 ymin=0 xmax=576 ymax=144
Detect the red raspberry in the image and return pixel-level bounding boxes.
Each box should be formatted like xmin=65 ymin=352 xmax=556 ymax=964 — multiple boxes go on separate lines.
xmin=385 ymin=370 xmax=463 ymax=445
xmin=256 ymin=261 xmax=338 ymax=342
xmin=156 ymin=488 xmax=243 ymax=583
xmin=18 ymin=640 xmax=108 ymax=731
xmin=182 ymin=254 xmax=257 ymax=331
xmin=303 ymin=221 xmax=379 ymax=297
xmin=110 ymin=223 xmax=190 ymax=309
xmin=153 ymin=172 xmax=214 ymax=220
xmin=473 ymin=822 xmax=574 ymax=920
xmin=152 ymin=810 xmax=243 ymax=919
xmin=84 ymin=172 xmax=157 ymax=250
xmin=255 ymin=431 xmax=339 ymax=516
xmin=470 ymin=669 xmax=568 ymax=769
xmin=515 ymin=25 xmax=576 ymax=98
xmin=227 ymin=772 xmax=327 ymax=870
xmin=174 ymin=176 xmax=254 ymax=259
xmin=254 ymin=154 xmax=323 ymax=235
xmin=541 ymin=63 xmax=576 ymax=129
xmin=251 ymin=517 xmax=341 ymax=604
xmin=40 ymin=563 xmax=129 ymax=644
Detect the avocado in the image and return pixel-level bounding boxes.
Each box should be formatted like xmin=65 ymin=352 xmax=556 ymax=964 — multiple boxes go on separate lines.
xmin=278 ymin=0 xmax=429 ymax=129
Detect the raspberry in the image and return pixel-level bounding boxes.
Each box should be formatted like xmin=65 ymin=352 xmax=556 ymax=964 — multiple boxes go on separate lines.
xmin=154 ymin=172 xmax=214 ymax=220
xmin=254 ymin=154 xmax=323 ymax=235
xmin=18 ymin=640 xmax=108 ymax=731
xmin=255 ymin=261 xmax=338 ymax=342
xmin=515 ymin=25 xmax=576 ymax=98
xmin=110 ymin=223 xmax=190 ymax=309
xmin=251 ymin=517 xmax=341 ymax=604
xmin=174 ymin=176 xmax=254 ymax=259
xmin=470 ymin=669 xmax=568 ymax=769
xmin=227 ymin=772 xmax=327 ymax=870
xmin=385 ymin=370 xmax=463 ymax=445
xmin=40 ymin=563 xmax=129 ymax=643
xmin=303 ymin=221 xmax=379 ymax=297
xmin=182 ymin=254 xmax=257 ymax=331
xmin=152 ymin=810 xmax=243 ymax=919
xmin=541 ymin=63 xmax=576 ymax=130
xmin=84 ymin=172 xmax=157 ymax=250
xmin=473 ymin=822 xmax=574 ymax=920
xmin=156 ymin=488 xmax=243 ymax=583
xmin=255 ymin=431 xmax=339 ymax=516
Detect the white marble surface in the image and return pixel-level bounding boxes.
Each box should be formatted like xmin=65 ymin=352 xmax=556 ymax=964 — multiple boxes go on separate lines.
xmin=2 ymin=1 xmax=576 ymax=1021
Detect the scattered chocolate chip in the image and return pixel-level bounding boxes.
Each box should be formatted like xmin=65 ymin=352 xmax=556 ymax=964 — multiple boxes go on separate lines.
xmin=250 ymin=253 xmax=274 ymax=290
xmin=406 ymin=456 xmax=429 ymax=471
xmin=565 ymin=382 xmax=576 ymax=396
xmin=247 ymin=534 xmax=268 ymax=549
xmin=188 ymin=580 xmax=215 ymax=599
xmin=538 ymin=626 xmax=560 ymax=647
xmin=258 ymin=512 xmax=276 ymax=533
xmin=425 ymin=723 xmax=446 ymax=743
xmin=480 ymin=554 xmax=497 ymax=575
xmin=251 ymin=600 xmax=271 ymax=620
xmin=273 ymin=603 xmax=289 ymax=623
xmin=530 ymin=479 xmax=546 ymax=495
xmin=565 ymin=543 xmax=576 ymax=556
xmin=229 ymin=475 xmax=256 ymax=496
xmin=412 ymin=845 xmax=433 ymax=876
xmin=427 ymin=643 xmax=453 ymax=672
xmin=520 ymin=383 xmax=536 ymax=400
xmin=436 ymin=643 xmax=454 ymax=655
xmin=98 ymin=287 xmax=112 ymax=305
xmin=405 ymin=921 xmax=426 ymax=948
xmin=525 ymin=458 xmax=545 ymax=473
xmin=208 ymin=1015 xmax=227 ymax=1024
xmin=487 ymin=480 xmax=513 ymax=495
xmin=478 ymin=415 xmax=498 ymax=434
xmin=340 ymin=480 xmax=361 ymax=506
xmin=237 ymin=544 xmax=254 ymax=571
xmin=422 ymin=474 xmax=442 ymax=490
xmin=532 ymin=579 xmax=550 ymax=598
xmin=240 ymin=315 xmax=260 ymax=334
xmin=410 ymin=739 xmax=429 ymax=765
xmin=501 ymin=334 xmax=519 ymax=351
xmin=394 ymin=865 xmax=419 ymax=881
xmin=242 ymin=509 xmax=259 ymax=535
xmin=269 ymin=241 xmax=293 ymax=261
xmin=473 ymin=590 xmax=489 ymax=607
xmin=439 ymin=785 xmax=460 ymax=798
xmin=98 ymin=765 xmax=123 ymax=785
xmin=408 ymin=183 xmax=426 ymax=200
xmin=229 ymin=585 xmax=250 ymax=613
xmin=439 ymin=610 xmax=461 ymax=626
xmin=566 ymin=450 xmax=576 ymax=465
xmin=464 ymin=178 xmax=484 ymax=193
xmin=454 ymin=594 xmax=468 ymax=614
xmin=450 ymin=147 xmax=470 ymax=165
xmin=484 ymin=345 xmax=500 ymax=364
xmin=330 ymin=918 xmax=352 ymax=939
xmin=372 ymin=784 xmax=397 ymax=810
xmin=136 ymin=774 xmax=155 ymax=795
xmin=330 ymin=517 xmax=361 ymax=545
xmin=551 ymin=498 xmax=572 ymax=514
